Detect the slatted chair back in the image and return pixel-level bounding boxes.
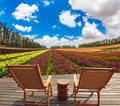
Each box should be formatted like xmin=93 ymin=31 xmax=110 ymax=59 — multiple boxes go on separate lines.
xmin=7 ymin=65 xmax=44 ymax=89
xmin=78 ymin=67 xmax=115 ymax=90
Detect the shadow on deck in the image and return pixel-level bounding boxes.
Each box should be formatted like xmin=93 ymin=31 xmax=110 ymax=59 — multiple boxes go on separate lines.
xmin=0 ymin=73 xmax=120 ymax=106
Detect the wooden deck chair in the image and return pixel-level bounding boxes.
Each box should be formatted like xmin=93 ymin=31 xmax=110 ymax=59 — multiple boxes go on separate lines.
xmin=73 ymin=66 xmax=115 ymax=106
xmin=6 ymin=64 xmax=52 ymax=106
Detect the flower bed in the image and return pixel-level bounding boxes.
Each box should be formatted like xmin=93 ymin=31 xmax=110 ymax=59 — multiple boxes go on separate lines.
xmin=57 ymin=50 xmax=120 ymax=72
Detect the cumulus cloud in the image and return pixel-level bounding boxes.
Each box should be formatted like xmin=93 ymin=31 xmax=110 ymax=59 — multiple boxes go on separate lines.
xmin=13 ymin=24 xmax=32 ymax=32
xmin=60 ymin=38 xmax=72 ymax=45
xmin=106 ymin=28 xmax=120 ymax=38
xmin=72 ymin=36 xmax=84 ymax=47
xmin=35 ymin=35 xmax=84 ymax=48
xmin=59 ymin=10 xmax=80 ymax=28
xmin=35 ymin=20 xmax=117 ymax=48
xmin=35 ymin=35 xmax=60 ymax=48
xmin=68 ymin=0 xmax=120 ymax=38
xmin=82 ymin=22 xmax=104 ymax=39
xmin=103 ymin=11 xmax=120 ymax=28
xmin=69 ymin=0 xmax=120 ymax=17
xmin=12 ymin=3 xmax=39 ymax=22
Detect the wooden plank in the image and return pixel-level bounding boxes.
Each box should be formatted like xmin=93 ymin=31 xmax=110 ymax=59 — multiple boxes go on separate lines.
xmin=0 ymin=73 xmax=120 ymax=106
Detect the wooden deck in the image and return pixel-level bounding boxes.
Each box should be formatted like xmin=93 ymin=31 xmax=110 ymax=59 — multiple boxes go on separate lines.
xmin=0 ymin=73 xmax=120 ymax=106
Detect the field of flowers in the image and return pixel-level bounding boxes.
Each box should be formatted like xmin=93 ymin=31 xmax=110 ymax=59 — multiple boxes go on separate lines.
xmin=0 ymin=50 xmax=48 ymax=78
xmin=56 ymin=49 xmax=120 ymax=72
xmin=0 ymin=48 xmax=120 ymax=78
xmin=27 ymin=49 xmax=120 ymax=75
xmin=27 ymin=49 xmax=80 ymax=75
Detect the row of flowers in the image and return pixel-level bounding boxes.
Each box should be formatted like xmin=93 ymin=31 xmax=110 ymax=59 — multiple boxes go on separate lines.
xmin=77 ymin=51 xmax=120 ymax=62
xmin=27 ymin=50 xmax=51 ymax=75
xmin=56 ymin=50 xmax=120 ymax=72
xmin=51 ymin=50 xmax=81 ymax=74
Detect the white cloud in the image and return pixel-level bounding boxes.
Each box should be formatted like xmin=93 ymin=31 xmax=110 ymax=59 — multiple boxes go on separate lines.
xmin=69 ymin=0 xmax=120 ymax=17
xmin=43 ymin=0 xmax=50 ymax=6
xmin=103 ymin=11 xmax=120 ymax=28
xmin=12 ymin=3 xmax=39 ymax=22
xmin=34 ymin=35 xmax=84 ymax=48
xmin=77 ymin=21 xmax=82 ymax=26
xmin=60 ymin=38 xmax=72 ymax=45
xmin=0 ymin=10 xmax=5 ymax=15
xmin=42 ymin=0 xmax=54 ymax=7
xmin=54 ymin=34 xmax=59 ymax=37
xmin=69 ymin=0 xmax=120 ymax=38
xmin=52 ymin=25 xmax=57 ymax=29
xmin=106 ymin=28 xmax=120 ymax=38
xmin=82 ymin=22 xmax=104 ymax=39
xmin=34 ymin=19 xmax=39 ymax=23
xmin=64 ymin=35 xmax=74 ymax=39
xmin=83 ymin=16 xmax=88 ymax=23
xmin=23 ymin=34 xmax=38 ymax=39
xmin=35 ymin=35 xmax=60 ymax=48
xmin=59 ymin=10 xmax=80 ymax=28
xmin=52 ymin=25 xmax=60 ymax=29
xmin=35 ymin=20 xmax=117 ymax=48
xmin=72 ymin=36 xmax=84 ymax=47
xmin=13 ymin=24 xmax=32 ymax=32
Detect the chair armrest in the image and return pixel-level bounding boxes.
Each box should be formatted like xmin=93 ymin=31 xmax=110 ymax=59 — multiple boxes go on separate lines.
xmin=45 ymin=75 xmax=52 ymax=87
xmin=73 ymin=74 xmax=78 ymax=86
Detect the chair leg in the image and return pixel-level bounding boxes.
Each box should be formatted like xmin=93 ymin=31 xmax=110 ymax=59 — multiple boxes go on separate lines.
xmin=90 ymin=91 xmax=94 ymax=96
xmin=47 ymin=86 xmax=50 ymax=106
xmin=50 ymin=83 xmax=53 ymax=96
xmin=74 ymin=92 xmax=77 ymax=106
xmin=97 ymin=91 xmax=100 ymax=106
xmin=32 ymin=91 xmax=35 ymax=95
xmin=24 ymin=91 xmax=26 ymax=106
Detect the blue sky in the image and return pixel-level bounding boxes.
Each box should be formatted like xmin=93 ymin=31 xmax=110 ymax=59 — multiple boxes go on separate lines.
xmin=0 ymin=0 xmax=120 ymax=48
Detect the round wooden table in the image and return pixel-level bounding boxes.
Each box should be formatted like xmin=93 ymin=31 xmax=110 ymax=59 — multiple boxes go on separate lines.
xmin=57 ymin=79 xmax=69 ymax=101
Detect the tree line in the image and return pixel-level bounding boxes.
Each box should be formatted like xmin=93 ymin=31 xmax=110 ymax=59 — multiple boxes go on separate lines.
xmin=79 ymin=37 xmax=120 ymax=47
xmin=0 ymin=22 xmax=46 ymax=48
xmin=50 ymin=45 xmax=76 ymax=49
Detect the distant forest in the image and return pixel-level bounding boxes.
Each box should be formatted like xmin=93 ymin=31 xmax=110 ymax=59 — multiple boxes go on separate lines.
xmin=51 ymin=37 xmax=120 ymax=49
xmin=79 ymin=37 xmax=120 ymax=47
xmin=0 ymin=22 xmax=46 ymax=48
